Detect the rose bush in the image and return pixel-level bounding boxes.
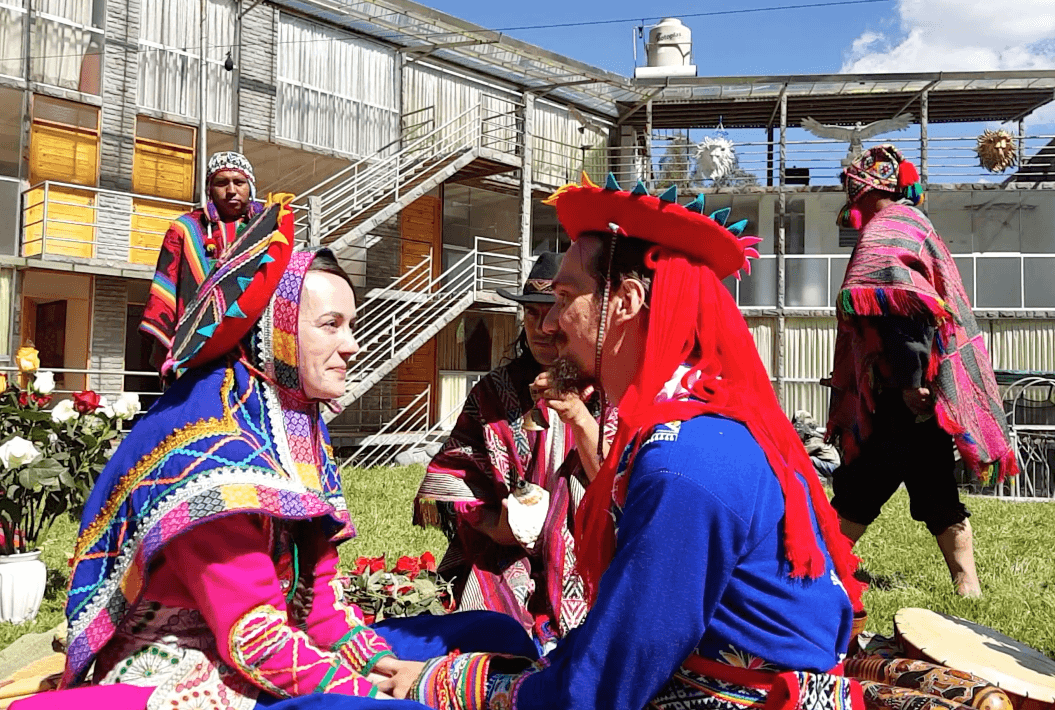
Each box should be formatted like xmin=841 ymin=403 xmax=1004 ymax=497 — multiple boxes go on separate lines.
xmin=0 ymin=348 xmax=142 ymax=555
xmin=343 ymin=552 xmax=451 ymax=624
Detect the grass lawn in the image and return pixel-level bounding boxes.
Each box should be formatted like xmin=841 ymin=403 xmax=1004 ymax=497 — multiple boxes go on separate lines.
xmin=855 ymin=488 xmax=1055 ymax=658
xmin=3 ymin=466 xmax=1054 ymax=664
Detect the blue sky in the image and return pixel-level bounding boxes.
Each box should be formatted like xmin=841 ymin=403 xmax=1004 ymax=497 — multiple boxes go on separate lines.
xmin=426 ymin=0 xmax=892 ymax=77
xmin=424 ymin=0 xmax=1055 ymax=131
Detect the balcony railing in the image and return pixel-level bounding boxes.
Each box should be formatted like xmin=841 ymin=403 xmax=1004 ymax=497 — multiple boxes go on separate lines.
xmin=21 ymin=181 xmax=193 ymax=267
xmin=531 ymin=131 xmax=1055 ymax=190
xmin=729 ymin=252 xmax=1055 ymax=312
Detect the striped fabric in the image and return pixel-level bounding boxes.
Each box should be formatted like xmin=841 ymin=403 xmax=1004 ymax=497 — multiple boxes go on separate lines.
xmin=827 ymin=203 xmax=1017 ymax=484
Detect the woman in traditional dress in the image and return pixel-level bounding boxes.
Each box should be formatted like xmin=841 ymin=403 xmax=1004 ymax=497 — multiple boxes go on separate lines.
xmin=35 ymin=202 xmax=534 ymax=710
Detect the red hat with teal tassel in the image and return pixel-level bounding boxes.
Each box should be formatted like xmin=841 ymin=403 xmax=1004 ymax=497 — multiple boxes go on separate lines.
xmin=543 ymin=172 xmax=761 ymax=280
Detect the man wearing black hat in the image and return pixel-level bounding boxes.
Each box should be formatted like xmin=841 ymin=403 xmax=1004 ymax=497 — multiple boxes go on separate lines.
xmin=414 ymin=252 xmax=609 ymax=653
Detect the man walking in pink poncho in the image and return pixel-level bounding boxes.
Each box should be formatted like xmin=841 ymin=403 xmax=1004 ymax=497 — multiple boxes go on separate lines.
xmin=827 ymin=144 xmax=1018 ymax=598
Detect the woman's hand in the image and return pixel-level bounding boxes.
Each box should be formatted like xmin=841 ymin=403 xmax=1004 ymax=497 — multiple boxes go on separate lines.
xmin=373 ymin=657 xmax=427 ymax=700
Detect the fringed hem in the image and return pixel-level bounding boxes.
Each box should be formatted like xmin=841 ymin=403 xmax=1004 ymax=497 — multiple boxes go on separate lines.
xmin=413 ymin=498 xmax=444 ymax=529
xmin=934 ymin=405 xmax=1018 ymax=485
xmin=837 ymin=286 xmax=950 ymax=324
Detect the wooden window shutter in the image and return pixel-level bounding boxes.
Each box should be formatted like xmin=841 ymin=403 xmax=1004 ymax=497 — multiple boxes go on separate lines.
xmin=29 ymin=97 xmax=100 ymax=187
xmin=133 ymin=139 xmax=195 ymax=201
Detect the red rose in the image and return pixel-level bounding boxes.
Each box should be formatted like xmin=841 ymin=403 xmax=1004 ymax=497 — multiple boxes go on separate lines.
xmin=73 ymin=390 xmax=102 ymax=414
xmin=397 ymin=583 xmax=414 ymax=595
xmin=420 ymin=551 xmax=437 ymax=573
xmin=17 ymin=392 xmax=29 ymax=407
xmin=31 ymin=393 xmax=51 ymax=407
xmin=353 ymin=556 xmax=386 ymax=575
xmin=363 ymin=614 xmax=376 ymax=625
xmin=393 ymin=555 xmax=421 ymax=579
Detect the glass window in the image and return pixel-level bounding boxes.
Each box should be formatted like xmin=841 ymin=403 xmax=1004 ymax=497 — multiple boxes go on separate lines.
xmin=971 ymin=192 xmax=1021 ymax=253
xmin=0 ymin=1 xmax=25 ymax=80
xmin=30 ymin=0 xmax=105 ymax=94
xmin=1019 ymin=191 xmax=1055 ymax=254
xmin=973 ymin=256 xmax=1021 ymax=309
xmin=0 ymin=268 xmax=11 ymax=357
xmin=738 ymin=257 xmax=776 ymax=307
xmin=139 ymin=0 xmax=235 ymax=124
xmin=531 ymin=198 xmax=569 ymax=256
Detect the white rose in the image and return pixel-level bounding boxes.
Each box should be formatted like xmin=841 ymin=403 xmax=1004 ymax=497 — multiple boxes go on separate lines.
xmin=32 ymin=371 xmax=56 ymax=395
xmin=97 ymin=396 xmax=115 ymax=419
xmin=0 ymin=436 xmax=42 ymax=469
xmin=112 ymin=392 xmax=142 ymax=420
xmin=50 ymin=399 xmax=79 ymax=423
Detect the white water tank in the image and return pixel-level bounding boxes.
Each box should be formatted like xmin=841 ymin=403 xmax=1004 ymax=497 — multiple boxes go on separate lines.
xmin=635 ymin=18 xmax=697 ymax=79
xmin=647 ymin=18 xmax=691 ymax=67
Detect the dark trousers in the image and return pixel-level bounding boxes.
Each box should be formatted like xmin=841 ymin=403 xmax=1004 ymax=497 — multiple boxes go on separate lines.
xmin=831 ymin=392 xmax=969 ymax=536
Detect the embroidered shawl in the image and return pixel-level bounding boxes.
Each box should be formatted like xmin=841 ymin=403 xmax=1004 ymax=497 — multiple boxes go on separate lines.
xmin=64 ymin=250 xmax=351 ymax=687
xmin=414 ymin=355 xmax=611 ymax=641
xmin=827 ymin=203 xmax=1016 ymax=484
xmin=140 ymin=201 xmax=265 ymax=358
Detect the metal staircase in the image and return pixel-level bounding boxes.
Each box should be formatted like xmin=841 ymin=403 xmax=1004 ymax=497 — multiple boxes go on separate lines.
xmin=293 ymin=103 xmax=522 ymax=252
xmin=325 ymin=236 xmax=520 ymax=420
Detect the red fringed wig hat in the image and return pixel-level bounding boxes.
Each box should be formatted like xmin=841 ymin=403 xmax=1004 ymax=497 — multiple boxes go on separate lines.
xmin=548 ymin=173 xmax=863 ymax=611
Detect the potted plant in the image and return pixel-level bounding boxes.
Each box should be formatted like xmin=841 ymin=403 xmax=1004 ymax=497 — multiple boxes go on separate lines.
xmin=0 ymin=346 xmax=141 ymax=623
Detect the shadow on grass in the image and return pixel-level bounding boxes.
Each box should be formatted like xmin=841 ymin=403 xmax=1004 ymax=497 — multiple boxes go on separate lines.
xmin=854 ymin=567 xmax=905 ymax=591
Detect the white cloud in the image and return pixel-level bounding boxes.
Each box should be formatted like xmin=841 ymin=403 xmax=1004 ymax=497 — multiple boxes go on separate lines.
xmin=842 ymin=0 xmax=1055 ymax=74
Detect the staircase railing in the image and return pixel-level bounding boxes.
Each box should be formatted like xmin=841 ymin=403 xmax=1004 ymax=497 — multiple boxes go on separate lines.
xmin=346 ymin=385 xmax=434 ymax=469
xmin=341 ymin=237 xmax=519 ymax=404
xmin=293 ymin=103 xmax=522 ymax=246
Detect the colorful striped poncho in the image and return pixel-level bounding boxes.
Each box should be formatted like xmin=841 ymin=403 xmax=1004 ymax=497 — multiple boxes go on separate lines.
xmin=827 ymin=203 xmax=1017 ymax=484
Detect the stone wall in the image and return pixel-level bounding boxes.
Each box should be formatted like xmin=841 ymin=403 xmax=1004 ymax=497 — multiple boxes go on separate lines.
xmin=238 ymin=3 xmax=277 ymax=145
xmin=89 ymin=275 xmax=129 ymax=396
xmin=99 ymin=0 xmax=139 ymax=192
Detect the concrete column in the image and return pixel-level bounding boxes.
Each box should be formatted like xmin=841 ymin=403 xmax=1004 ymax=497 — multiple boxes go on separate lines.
xmin=775 ymin=90 xmax=787 ymax=407
xmin=519 ymin=93 xmax=534 ymax=285
xmin=920 ymin=90 xmax=929 ymax=188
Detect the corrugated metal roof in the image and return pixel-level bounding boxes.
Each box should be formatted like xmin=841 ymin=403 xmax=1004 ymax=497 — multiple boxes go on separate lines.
xmin=624 ymin=72 xmax=1055 ymax=128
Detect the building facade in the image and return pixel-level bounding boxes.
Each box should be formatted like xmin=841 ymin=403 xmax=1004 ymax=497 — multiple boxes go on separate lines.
xmin=0 ymin=1 xmax=1053 ymax=472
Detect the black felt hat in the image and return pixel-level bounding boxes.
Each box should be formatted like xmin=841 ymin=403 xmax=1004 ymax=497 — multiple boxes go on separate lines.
xmin=496 ymin=251 xmax=560 ymax=303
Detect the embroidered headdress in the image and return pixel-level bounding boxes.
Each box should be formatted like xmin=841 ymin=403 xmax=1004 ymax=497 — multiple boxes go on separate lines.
xmin=838 ymin=144 xmax=923 ymax=229
xmin=547 ymin=173 xmax=862 ymax=610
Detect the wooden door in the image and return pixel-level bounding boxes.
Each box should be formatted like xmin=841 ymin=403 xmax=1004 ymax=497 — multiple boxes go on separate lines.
xmin=396 ymin=195 xmax=442 ymax=422
xmin=35 ymin=300 xmax=67 ymax=389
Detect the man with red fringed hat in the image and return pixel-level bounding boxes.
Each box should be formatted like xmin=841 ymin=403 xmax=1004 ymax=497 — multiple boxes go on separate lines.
xmin=826 ymin=145 xmax=1017 ymax=598
xmin=402 ymin=173 xmax=868 ymax=710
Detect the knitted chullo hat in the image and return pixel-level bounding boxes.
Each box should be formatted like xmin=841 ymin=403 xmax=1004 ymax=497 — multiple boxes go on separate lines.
xmin=207 ymin=151 xmax=257 ymax=199
xmin=547 ymin=173 xmax=863 ymax=611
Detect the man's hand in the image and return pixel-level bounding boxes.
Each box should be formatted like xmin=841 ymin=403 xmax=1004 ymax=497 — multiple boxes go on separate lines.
xmin=530 ymin=372 xmax=592 ymax=428
xmin=373 ymin=657 xmax=426 ymax=700
xmin=903 ymin=386 xmax=935 ymax=417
